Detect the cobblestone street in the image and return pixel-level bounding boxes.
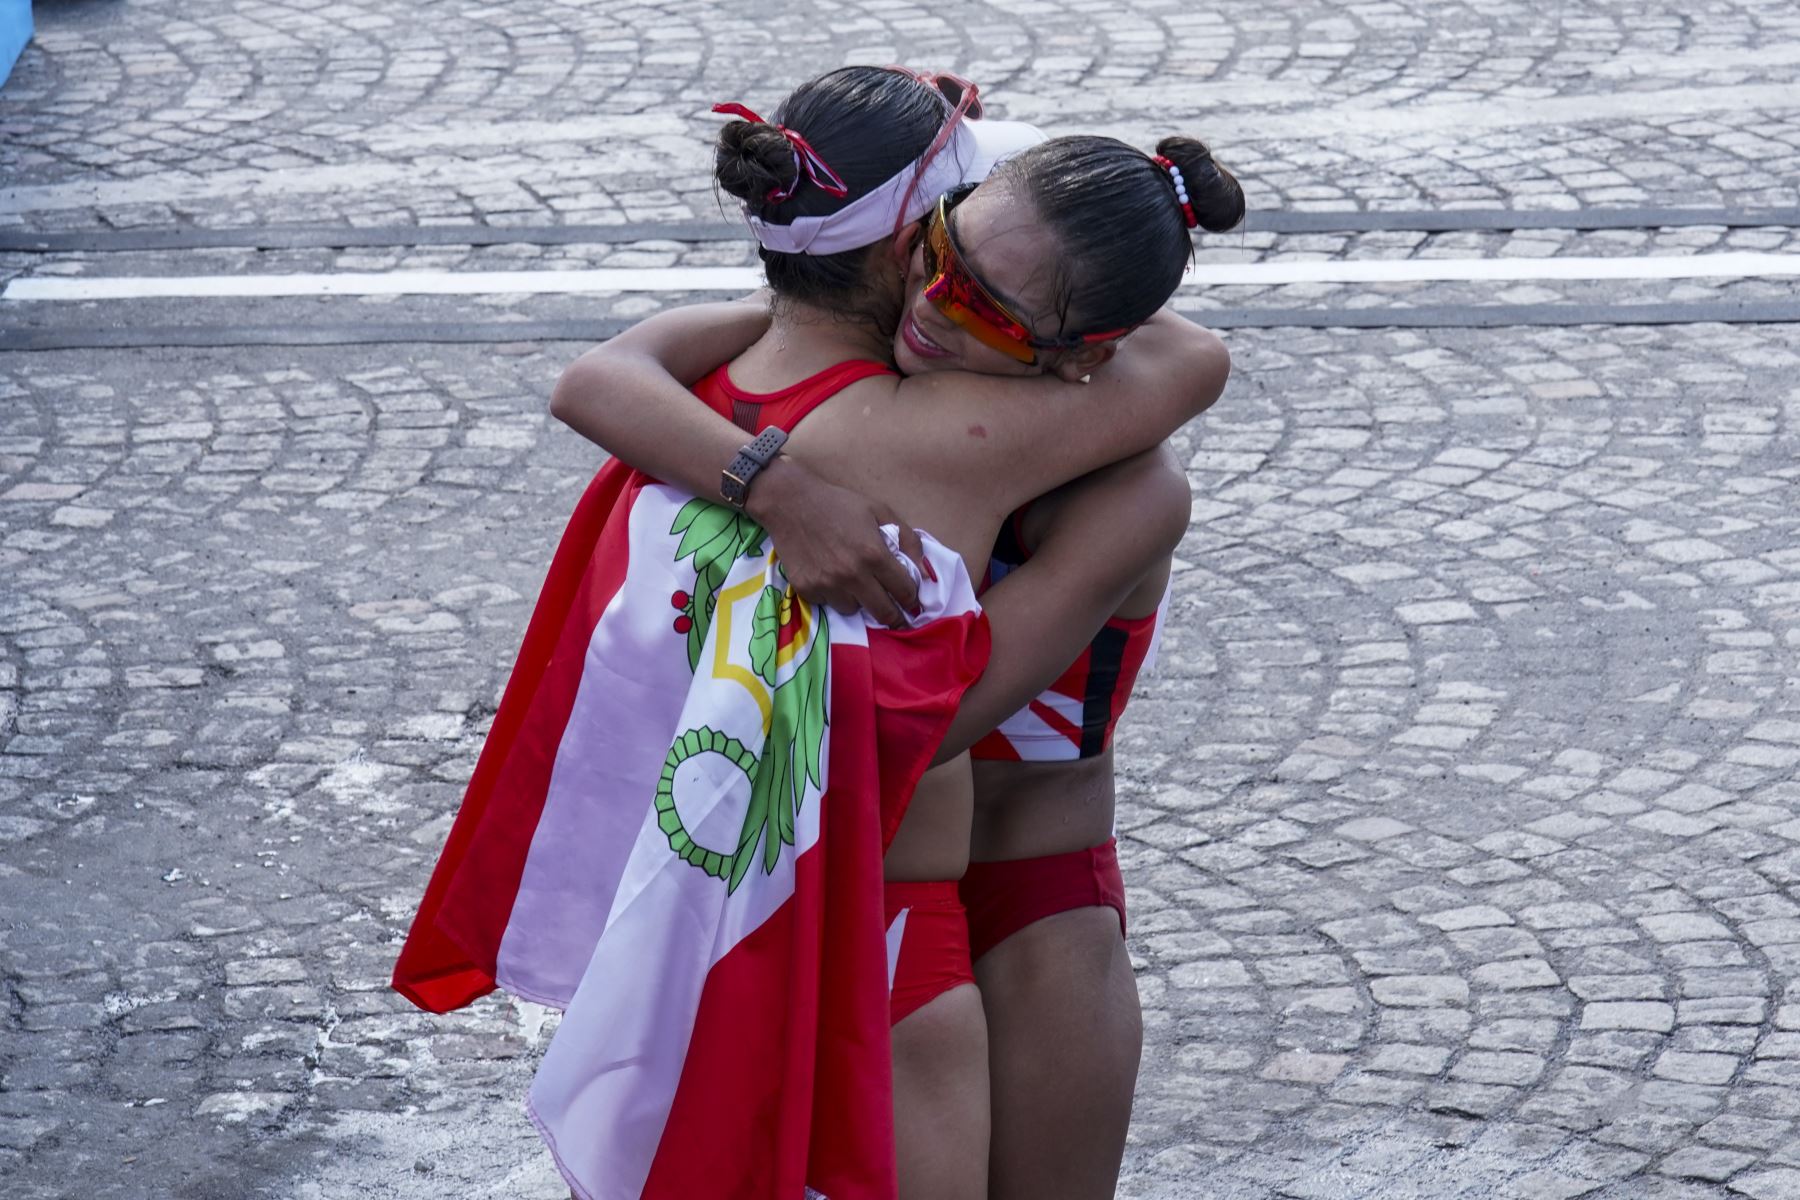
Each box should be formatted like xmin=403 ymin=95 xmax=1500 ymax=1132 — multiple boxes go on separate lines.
xmin=4 ymin=1 xmax=1800 ymax=1197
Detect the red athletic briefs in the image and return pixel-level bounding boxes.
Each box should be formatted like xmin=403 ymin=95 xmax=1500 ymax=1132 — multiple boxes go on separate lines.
xmin=958 ymin=839 xmax=1127 ymax=963
xmin=884 ymin=881 xmax=975 ymax=1025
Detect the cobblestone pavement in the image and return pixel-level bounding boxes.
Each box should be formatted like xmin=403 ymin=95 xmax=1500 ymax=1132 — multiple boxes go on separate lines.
xmin=5 ymin=1 xmax=1800 ymax=1199
xmin=2 ymin=0 xmax=1798 ymax=232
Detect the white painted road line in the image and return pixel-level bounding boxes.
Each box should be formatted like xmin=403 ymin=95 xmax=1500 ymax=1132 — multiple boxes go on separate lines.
xmin=2 ymin=267 xmax=764 ymax=301
xmin=1195 ymin=252 xmax=1800 ymax=286
xmin=5 ymin=253 xmax=1799 ymax=302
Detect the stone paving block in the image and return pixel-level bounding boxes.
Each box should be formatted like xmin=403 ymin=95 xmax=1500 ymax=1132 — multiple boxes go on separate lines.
xmin=1508 ymin=1172 xmax=1606 ymax=1198
xmin=1570 ymin=974 xmax=1666 ymax=1001
xmin=1334 ymin=815 xmax=1414 ymax=841
xmin=1371 ymin=974 xmax=1470 ymax=1008
xmin=1655 ymin=1052 xmax=1743 ymax=1086
xmin=1472 ymin=1018 xmax=1561 ymax=1053
xmin=1658 ymin=1145 xmax=1755 ymax=1182
xmin=1582 ymin=1002 xmax=1676 ymax=1033
xmin=1679 ymin=999 xmax=1766 ymax=1029
xmin=1703 ymin=1116 xmax=1795 ymax=1153
xmin=1423 ymin=904 xmax=1514 ymax=931
xmin=1452 ymin=1049 xmax=1547 ymax=1086
xmin=1638 ymin=912 xmax=1735 ymax=942
xmin=1731 ymin=1169 xmax=1800 ymax=1199
xmin=1260 ymin=1051 xmax=1350 ymax=1085
xmin=1367 ymin=1043 xmax=1454 ymax=1076
xmin=1473 ymin=958 xmax=1562 ymax=989
xmin=1677 ymin=1026 xmax=1759 ymax=1056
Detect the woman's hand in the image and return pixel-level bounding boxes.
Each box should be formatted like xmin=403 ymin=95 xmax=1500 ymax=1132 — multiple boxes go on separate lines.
xmin=746 ymin=455 xmax=924 ymax=630
xmin=547 ymin=298 xmax=923 ymax=628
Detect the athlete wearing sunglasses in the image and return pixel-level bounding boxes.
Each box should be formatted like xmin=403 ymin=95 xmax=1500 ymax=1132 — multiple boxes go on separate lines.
xmin=551 ymin=66 xmax=1241 ymax=1200
xmin=918 ymin=183 xmax=1136 ymax=366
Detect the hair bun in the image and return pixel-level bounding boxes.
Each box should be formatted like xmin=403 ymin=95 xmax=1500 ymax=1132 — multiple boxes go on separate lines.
xmin=716 ymin=120 xmax=800 ymax=216
xmin=1154 ymin=135 xmax=1244 ymax=233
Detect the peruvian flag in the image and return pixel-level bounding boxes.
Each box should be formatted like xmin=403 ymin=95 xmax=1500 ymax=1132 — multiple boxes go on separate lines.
xmin=393 ymin=461 xmax=988 ymax=1200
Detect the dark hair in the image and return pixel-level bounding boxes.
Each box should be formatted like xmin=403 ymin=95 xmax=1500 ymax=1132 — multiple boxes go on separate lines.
xmin=716 ymin=67 xmax=952 ymax=325
xmin=994 ymin=134 xmax=1244 ymax=335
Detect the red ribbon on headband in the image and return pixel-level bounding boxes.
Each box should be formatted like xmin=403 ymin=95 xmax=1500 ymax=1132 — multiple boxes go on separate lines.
xmin=712 ymin=103 xmax=850 ymax=205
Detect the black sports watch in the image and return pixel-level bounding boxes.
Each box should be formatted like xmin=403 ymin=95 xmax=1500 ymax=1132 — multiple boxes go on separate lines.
xmin=720 ymin=427 xmax=788 ymax=509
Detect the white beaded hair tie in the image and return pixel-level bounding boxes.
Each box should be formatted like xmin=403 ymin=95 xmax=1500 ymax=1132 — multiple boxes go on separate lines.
xmin=1151 ymin=154 xmax=1199 ymax=228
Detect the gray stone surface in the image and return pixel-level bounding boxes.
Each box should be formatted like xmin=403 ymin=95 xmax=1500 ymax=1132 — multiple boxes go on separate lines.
xmin=4 ymin=1 xmax=1800 ymax=1198
xmin=3 ymin=0 xmax=1799 ymax=234
xmin=8 ymin=318 xmax=1800 ymax=1196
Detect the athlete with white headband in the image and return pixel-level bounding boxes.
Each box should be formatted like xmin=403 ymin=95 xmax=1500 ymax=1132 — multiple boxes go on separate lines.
xmin=555 ymin=66 xmax=1244 ymax=1200
xmin=709 ymin=83 xmax=1044 ymax=257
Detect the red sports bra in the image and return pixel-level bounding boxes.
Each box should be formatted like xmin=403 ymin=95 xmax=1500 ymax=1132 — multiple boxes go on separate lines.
xmin=970 ymin=506 xmax=1164 ymax=762
xmin=695 ymin=359 xmax=896 ymax=432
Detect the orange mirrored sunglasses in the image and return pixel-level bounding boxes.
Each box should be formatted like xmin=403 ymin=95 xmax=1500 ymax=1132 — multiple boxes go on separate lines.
xmin=920 ymin=185 xmax=1134 ymax=366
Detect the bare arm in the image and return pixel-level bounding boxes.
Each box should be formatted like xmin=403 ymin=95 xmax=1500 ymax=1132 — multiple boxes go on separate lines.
xmin=549 ymin=299 xmax=927 ymax=627
xmin=550 ymin=298 xmax=771 ymax=486
xmin=933 ymin=445 xmax=1192 ymax=762
xmin=551 ymin=302 xmax=1225 ymax=625
xmin=554 ymin=304 xmax=1222 ymax=520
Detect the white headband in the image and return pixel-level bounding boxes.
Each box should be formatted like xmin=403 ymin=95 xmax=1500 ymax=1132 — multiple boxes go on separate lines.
xmin=740 ymin=118 xmax=1047 ymax=256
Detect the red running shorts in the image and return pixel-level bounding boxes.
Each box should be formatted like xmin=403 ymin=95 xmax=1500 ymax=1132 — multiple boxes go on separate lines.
xmin=884 ymin=880 xmax=975 ymax=1026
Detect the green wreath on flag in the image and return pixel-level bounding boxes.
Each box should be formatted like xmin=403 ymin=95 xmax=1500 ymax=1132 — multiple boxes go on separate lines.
xmin=656 ymin=499 xmax=830 ymax=894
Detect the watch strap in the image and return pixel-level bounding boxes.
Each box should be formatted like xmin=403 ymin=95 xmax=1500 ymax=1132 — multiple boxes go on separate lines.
xmin=720 ymin=426 xmax=788 ymax=508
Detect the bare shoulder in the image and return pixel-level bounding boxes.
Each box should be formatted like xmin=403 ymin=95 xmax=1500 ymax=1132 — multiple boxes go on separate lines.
xmin=818 ymin=366 xmax=906 ymax=417
xmin=782 ymin=368 xmax=909 ymax=463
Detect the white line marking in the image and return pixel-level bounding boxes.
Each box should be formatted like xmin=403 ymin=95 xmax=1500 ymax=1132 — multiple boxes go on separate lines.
xmin=1195 ymin=252 xmax=1800 ymax=286
xmin=6 ymin=254 xmax=1798 ymax=302
xmin=3 ymin=267 xmax=765 ymax=300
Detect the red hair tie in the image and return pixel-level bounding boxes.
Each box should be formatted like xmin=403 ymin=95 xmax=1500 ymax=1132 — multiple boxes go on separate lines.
xmin=712 ymin=102 xmax=849 ymax=205
xmin=1152 ymin=154 xmax=1198 ymax=229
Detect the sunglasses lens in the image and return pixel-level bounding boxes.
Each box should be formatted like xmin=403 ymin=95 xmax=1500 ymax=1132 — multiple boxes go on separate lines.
xmin=956 ymin=310 xmax=1038 ymax=363
xmin=923 ymin=279 xmax=1037 ymax=366
xmin=926 ymin=290 xmax=1035 ymax=364
xmin=919 ymin=194 xmax=1039 ymax=365
xmin=922 ymin=213 xmax=948 ymax=278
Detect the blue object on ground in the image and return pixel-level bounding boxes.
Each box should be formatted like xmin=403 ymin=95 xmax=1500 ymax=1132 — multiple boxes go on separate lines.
xmin=0 ymin=0 xmax=31 ymax=87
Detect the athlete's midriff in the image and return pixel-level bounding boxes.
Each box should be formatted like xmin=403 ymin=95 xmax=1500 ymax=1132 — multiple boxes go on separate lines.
xmin=969 ymin=752 xmax=1115 ymax=862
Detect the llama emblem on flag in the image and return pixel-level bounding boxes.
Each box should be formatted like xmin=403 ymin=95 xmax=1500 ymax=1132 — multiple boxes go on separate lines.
xmin=658 ymin=498 xmax=829 ymax=894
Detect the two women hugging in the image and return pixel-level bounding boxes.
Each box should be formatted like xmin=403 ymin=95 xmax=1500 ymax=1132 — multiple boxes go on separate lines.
xmin=395 ymin=63 xmax=1243 ymax=1200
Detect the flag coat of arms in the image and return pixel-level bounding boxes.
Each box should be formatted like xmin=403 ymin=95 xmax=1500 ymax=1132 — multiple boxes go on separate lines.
xmin=394 ymin=366 xmax=989 ymax=1199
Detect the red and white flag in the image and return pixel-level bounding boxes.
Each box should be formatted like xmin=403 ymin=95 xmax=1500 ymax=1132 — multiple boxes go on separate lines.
xmin=393 ymin=461 xmax=988 ymax=1200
